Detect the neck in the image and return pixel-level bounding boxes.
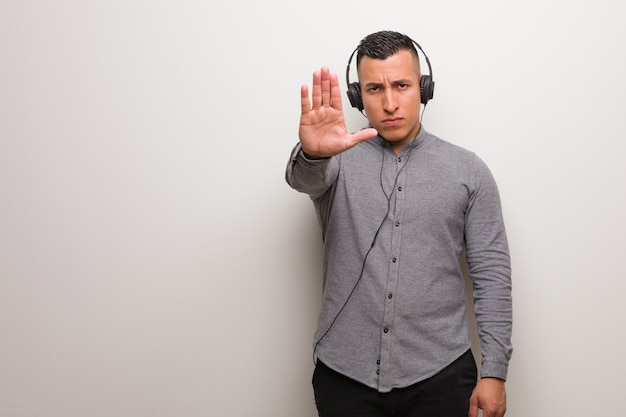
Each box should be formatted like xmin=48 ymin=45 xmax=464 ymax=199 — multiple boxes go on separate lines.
xmin=390 ymin=123 xmax=422 ymax=154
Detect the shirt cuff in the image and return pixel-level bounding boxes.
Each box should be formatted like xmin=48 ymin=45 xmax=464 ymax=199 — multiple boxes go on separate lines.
xmin=480 ymin=359 xmax=509 ymax=381
xmin=301 ymin=149 xmax=331 ymax=161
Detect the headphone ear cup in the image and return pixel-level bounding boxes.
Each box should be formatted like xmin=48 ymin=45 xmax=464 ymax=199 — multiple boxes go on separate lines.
xmin=347 ymin=82 xmax=364 ymax=111
xmin=420 ymin=75 xmax=435 ymax=104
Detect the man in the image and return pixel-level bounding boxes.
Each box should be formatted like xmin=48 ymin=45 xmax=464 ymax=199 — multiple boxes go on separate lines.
xmin=286 ymin=31 xmax=512 ymax=417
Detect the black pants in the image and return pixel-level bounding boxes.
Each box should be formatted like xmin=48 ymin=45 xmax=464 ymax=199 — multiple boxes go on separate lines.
xmin=312 ymin=349 xmax=477 ymax=417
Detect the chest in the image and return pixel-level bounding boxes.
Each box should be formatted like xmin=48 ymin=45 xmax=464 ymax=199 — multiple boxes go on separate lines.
xmin=338 ymin=149 xmax=472 ymax=228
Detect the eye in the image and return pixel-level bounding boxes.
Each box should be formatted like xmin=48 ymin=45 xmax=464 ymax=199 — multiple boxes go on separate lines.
xmin=367 ymin=86 xmax=379 ymax=93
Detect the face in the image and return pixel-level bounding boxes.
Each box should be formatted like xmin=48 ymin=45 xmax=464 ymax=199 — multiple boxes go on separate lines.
xmin=358 ymin=49 xmax=422 ymax=152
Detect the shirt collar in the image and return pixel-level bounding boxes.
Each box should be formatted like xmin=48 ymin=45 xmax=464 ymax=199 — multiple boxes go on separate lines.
xmin=378 ymin=125 xmax=428 ymax=151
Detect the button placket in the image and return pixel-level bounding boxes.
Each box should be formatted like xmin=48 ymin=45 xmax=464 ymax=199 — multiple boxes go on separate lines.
xmin=378 ymin=146 xmax=411 ymax=386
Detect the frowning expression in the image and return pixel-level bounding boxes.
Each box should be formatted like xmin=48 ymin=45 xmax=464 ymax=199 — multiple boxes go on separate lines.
xmin=358 ymin=49 xmax=422 ymax=153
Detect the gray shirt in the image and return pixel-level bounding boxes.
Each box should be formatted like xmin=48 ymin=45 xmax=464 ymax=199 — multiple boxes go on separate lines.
xmin=286 ymin=127 xmax=512 ymax=393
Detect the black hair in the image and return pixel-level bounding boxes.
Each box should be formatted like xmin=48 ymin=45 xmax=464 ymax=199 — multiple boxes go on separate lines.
xmin=355 ymin=30 xmax=419 ymax=70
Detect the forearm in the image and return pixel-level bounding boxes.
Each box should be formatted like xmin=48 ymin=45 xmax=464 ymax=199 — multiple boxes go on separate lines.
xmin=473 ymin=271 xmax=513 ymax=380
xmin=285 ymin=142 xmax=338 ymax=199
xmin=469 ymin=237 xmax=512 ymax=379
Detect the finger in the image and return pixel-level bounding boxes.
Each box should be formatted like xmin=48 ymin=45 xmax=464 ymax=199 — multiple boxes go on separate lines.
xmin=311 ymin=69 xmax=322 ymax=108
xmin=349 ymin=128 xmax=378 ymax=146
xmin=329 ymin=72 xmax=343 ymax=110
xmin=321 ymin=67 xmax=331 ymax=107
xmin=481 ymin=405 xmax=506 ymax=417
xmin=300 ymin=84 xmax=310 ymax=114
xmin=468 ymin=394 xmax=479 ymax=417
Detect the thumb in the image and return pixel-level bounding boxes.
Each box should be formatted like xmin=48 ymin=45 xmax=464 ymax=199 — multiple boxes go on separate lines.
xmin=349 ymin=128 xmax=378 ymax=146
xmin=468 ymin=392 xmax=479 ymax=417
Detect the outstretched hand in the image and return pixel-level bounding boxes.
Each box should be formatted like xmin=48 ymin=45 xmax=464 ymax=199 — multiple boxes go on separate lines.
xmin=299 ymin=67 xmax=378 ymax=158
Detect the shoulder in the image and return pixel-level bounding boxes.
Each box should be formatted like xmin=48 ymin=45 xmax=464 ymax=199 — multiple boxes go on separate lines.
xmin=420 ymin=130 xmax=496 ymax=188
xmin=421 ymin=130 xmax=486 ymax=169
xmin=423 ymin=130 xmax=476 ymax=160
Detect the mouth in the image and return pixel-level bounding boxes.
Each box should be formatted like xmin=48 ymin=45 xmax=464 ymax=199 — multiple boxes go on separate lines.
xmin=382 ymin=117 xmax=402 ymax=127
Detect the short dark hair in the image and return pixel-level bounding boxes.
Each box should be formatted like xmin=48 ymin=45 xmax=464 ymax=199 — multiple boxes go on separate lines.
xmin=356 ymin=30 xmax=419 ymax=70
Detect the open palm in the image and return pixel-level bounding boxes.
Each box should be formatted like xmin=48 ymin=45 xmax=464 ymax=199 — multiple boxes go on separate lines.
xmin=299 ymin=67 xmax=377 ymax=158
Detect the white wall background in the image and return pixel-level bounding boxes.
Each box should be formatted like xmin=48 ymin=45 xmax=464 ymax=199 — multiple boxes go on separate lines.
xmin=1 ymin=1 xmax=625 ymax=416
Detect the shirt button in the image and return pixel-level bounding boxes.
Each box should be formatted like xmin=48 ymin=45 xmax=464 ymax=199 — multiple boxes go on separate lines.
xmin=388 ymin=293 xmax=393 ymax=299
xmin=398 ymin=186 xmax=402 ymax=192
xmin=377 ymin=359 xmax=381 ymax=365
xmin=376 ymin=370 xmax=380 ymax=375
xmin=398 ymin=157 xmax=402 ymax=162
xmin=392 ymin=257 xmax=397 ymax=263
xmin=395 ymin=221 xmax=400 ymax=227
xmin=383 ymin=328 xmax=389 ymax=333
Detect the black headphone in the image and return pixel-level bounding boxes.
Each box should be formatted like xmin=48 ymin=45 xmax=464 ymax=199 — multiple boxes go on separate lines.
xmin=345 ymin=37 xmax=435 ymax=111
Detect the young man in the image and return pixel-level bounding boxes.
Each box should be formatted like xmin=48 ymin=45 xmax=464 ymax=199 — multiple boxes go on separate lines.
xmin=286 ymin=31 xmax=512 ymax=417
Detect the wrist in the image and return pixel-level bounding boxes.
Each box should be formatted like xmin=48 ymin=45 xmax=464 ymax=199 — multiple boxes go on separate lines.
xmin=301 ymin=149 xmax=330 ymax=160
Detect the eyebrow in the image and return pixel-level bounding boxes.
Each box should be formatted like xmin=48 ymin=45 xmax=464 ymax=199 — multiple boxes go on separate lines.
xmin=364 ymin=79 xmax=414 ymax=88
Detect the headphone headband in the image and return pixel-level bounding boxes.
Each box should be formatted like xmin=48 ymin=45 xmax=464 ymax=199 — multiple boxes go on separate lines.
xmin=345 ymin=37 xmax=435 ymax=111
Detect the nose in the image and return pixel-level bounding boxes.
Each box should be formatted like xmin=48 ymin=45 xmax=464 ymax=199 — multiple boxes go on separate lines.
xmin=383 ymin=89 xmax=398 ymax=114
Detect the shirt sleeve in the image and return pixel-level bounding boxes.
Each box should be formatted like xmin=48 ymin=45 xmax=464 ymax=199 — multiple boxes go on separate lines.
xmin=285 ymin=142 xmax=339 ymax=200
xmin=464 ymin=154 xmax=513 ymax=381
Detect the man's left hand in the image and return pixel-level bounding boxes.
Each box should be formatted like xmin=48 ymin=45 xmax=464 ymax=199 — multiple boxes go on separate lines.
xmin=468 ymin=377 xmax=507 ymax=417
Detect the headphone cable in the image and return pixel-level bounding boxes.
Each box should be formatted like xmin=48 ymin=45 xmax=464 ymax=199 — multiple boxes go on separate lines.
xmin=312 ymin=142 xmax=415 ymax=362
